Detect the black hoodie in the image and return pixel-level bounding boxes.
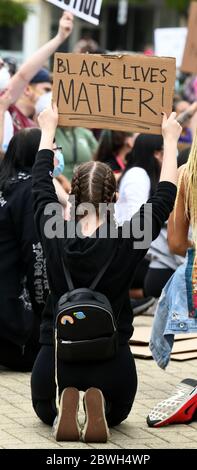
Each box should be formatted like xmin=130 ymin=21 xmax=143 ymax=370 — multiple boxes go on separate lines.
xmin=32 ymin=150 xmax=177 ymax=345
xmin=0 ymin=171 xmax=48 ymax=346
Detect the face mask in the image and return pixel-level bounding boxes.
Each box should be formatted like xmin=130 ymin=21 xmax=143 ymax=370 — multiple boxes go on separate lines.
xmin=53 ymin=150 xmax=65 ymax=177
xmin=0 ymin=66 xmax=10 ymax=91
xmin=35 ymin=91 xmax=52 ymax=115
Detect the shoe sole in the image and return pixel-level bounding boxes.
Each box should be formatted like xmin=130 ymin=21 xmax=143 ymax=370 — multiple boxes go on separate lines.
xmin=54 ymin=387 xmax=80 ymax=441
xmin=82 ymin=388 xmax=109 ymax=443
xmin=147 ymin=389 xmax=197 ymax=428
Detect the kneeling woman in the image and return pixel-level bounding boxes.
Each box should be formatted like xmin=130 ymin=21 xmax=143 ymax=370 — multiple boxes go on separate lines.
xmin=31 ymin=105 xmax=181 ymax=442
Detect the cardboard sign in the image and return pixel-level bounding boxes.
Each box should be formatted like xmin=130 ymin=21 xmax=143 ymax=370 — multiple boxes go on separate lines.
xmin=130 ymin=326 xmax=197 ymax=345
xmin=154 ymin=27 xmax=187 ymax=68
xmin=46 ymin=0 xmax=102 ymax=25
xmin=53 ymin=53 xmax=176 ymax=135
xmin=181 ymin=2 xmax=197 ymax=74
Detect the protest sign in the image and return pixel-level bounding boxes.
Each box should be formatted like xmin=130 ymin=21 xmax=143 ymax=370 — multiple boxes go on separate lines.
xmin=181 ymin=2 xmax=197 ymax=74
xmin=45 ymin=0 xmax=102 ymax=25
xmin=53 ymin=53 xmax=176 ymax=135
xmin=154 ymin=27 xmax=187 ymax=68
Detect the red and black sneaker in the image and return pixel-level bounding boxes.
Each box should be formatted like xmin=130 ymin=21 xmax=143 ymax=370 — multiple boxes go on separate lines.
xmin=147 ymin=379 xmax=197 ymax=427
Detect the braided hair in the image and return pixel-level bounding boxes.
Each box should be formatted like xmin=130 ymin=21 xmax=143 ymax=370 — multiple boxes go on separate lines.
xmin=70 ymin=161 xmax=116 ymax=220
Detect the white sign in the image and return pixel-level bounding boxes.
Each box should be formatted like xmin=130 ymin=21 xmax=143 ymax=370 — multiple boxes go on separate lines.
xmin=117 ymin=0 xmax=128 ymax=25
xmin=46 ymin=0 xmax=102 ymax=26
xmin=154 ymin=27 xmax=188 ymax=68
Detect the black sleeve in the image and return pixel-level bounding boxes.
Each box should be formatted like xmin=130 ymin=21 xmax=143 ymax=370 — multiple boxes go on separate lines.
xmin=10 ymin=182 xmax=48 ymax=316
xmin=32 ymin=149 xmax=60 ymax=241
xmin=122 ymin=181 xmax=177 ymax=251
xmin=32 ymin=149 xmax=66 ymax=287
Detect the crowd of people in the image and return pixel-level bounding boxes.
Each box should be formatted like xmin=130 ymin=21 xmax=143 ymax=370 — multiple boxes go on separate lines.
xmin=0 ymin=11 xmax=197 ymax=443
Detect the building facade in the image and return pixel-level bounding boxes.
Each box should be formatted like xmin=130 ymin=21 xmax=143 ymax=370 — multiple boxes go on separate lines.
xmin=0 ymin=0 xmax=184 ymax=66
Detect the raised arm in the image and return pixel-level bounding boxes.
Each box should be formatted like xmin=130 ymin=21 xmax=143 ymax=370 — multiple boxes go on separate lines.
xmin=6 ymin=12 xmax=73 ymax=104
xmin=32 ymin=103 xmax=62 ymax=242
xmin=160 ymin=112 xmax=182 ymax=186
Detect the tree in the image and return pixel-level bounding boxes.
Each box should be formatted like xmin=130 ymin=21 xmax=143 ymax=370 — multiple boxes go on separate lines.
xmin=165 ymin=0 xmax=191 ymax=12
xmin=103 ymin=0 xmax=191 ymax=13
xmin=0 ymin=0 xmax=28 ymax=26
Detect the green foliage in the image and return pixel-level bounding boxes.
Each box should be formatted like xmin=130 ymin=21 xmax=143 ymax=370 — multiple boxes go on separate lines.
xmin=102 ymin=0 xmax=191 ymax=11
xmin=0 ymin=0 xmax=28 ymax=26
xmin=165 ymin=0 xmax=191 ymax=12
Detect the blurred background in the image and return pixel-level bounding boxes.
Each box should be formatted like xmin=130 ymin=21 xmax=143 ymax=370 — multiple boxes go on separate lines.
xmin=0 ymin=0 xmax=192 ymax=67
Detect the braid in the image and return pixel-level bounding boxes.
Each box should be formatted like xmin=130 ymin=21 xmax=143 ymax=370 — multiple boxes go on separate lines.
xmin=70 ymin=161 xmax=116 ymax=221
xmin=103 ymin=165 xmax=116 ymax=204
xmin=70 ymin=169 xmax=80 ymax=209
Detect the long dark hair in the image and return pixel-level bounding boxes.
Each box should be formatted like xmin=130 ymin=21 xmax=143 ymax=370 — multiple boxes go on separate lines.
xmin=94 ymin=130 xmax=133 ymax=163
xmin=0 ymin=128 xmax=41 ymax=192
xmin=120 ymin=133 xmax=163 ymax=194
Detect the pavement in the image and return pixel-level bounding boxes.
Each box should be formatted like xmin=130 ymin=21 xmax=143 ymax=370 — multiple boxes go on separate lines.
xmin=0 ymin=314 xmax=197 ymax=450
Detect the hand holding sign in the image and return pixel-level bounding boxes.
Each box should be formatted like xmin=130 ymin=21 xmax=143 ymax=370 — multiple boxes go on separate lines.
xmin=46 ymin=0 xmax=102 ymax=26
xmin=38 ymin=103 xmax=59 ymax=135
xmin=53 ymin=53 xmax=176 ymax=135
xmin=162 ymin=112 xmax=182 ymax=141
xmin=57 ymin=12 xmax=74 ymax=42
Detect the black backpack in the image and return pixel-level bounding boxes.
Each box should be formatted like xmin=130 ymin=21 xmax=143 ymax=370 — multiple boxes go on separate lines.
xmin=55 ymin=252 xmax=118 ymax=363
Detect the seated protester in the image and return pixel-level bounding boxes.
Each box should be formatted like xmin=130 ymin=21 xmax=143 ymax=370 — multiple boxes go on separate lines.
xmin=94 ymin=130 xmax=135 ymax=181
xmin=144 ymin=146 xmax=191 ymax=299
xmin=0 ymin=128 xmax=49 ymax=371
xmin=115 ymin=133 xmax=163 ymax=224
xmin=144 ymin=222 xmax=184 ymax=298
xmin=115 ymin=133 xmax=163 ymax=301
xmin=31 ymin=105 xmax=181 ymax=443
xmin=56 ymin=126 xmax=98 ymax=181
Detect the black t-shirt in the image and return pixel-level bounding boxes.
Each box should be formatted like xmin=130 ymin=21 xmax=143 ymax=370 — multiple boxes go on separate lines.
xmin=32 ymin=150 xmax=177 ymax=346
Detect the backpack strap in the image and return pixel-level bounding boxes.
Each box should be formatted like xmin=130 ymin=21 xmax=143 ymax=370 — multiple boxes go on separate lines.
xmin=61 ymin=249 xmax=115 ymax=292
xmin=89 ymin=250 xmax=115 ymax=290
xmin=61 ymin=256 xmax=75 ymax=292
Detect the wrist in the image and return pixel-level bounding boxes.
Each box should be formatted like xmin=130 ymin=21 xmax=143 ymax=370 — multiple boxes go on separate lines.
xmin=41 ymin=128 xmax=56 ymax=137
xmin=164 ymin=136 xmax=178 ymax=146
xmin=56 ymin=31 xmax=68 ymax=44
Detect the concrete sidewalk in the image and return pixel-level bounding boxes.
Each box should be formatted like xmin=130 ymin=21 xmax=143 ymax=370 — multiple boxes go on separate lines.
xmin=0 ymin=316 xmax=197 ymax=450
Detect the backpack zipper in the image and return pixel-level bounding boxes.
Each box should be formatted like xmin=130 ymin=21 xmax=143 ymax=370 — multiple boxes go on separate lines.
xmin=57 ymin=304 xmax=116 ymax=330
xmin=59 ymin=336 xmax=114 ymax=344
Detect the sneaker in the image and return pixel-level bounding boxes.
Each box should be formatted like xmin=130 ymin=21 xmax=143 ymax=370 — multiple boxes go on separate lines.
xmin=82 ymin=387 xmax=109 ymax=443
xmin=54 ymin=387 xmax=81 ymax=441
xmin=147 ymin=379 xmax=197 ymax=428
xmin=130 ymin=296 xmax=155 ymax=316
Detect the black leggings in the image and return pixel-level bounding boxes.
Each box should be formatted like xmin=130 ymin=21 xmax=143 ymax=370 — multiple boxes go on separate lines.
xmin=144 ymin=267 xmax=175 ymax=298
xmin=31 ymin=344 xmax=137 ymax=428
